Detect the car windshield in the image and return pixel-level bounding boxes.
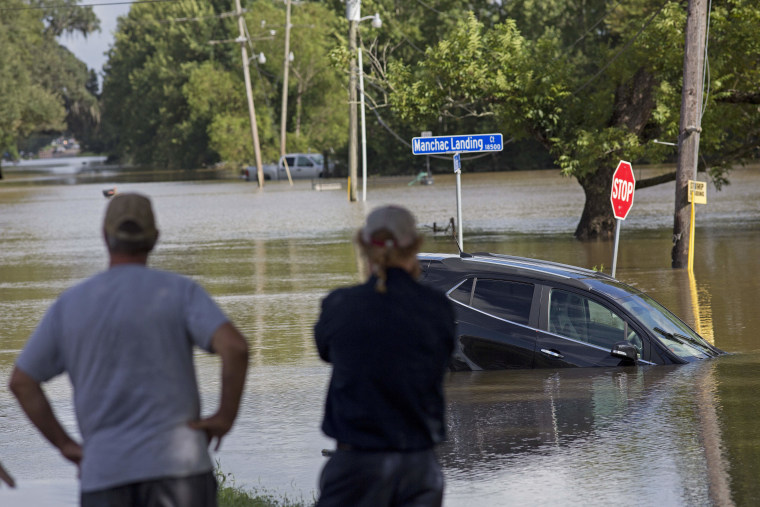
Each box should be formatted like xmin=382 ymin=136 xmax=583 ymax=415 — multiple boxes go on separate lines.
xmin=617 ymin=292 xmax=717 ymax=360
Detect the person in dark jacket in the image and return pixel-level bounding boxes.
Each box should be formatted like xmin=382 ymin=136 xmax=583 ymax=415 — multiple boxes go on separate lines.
xmin=314 ymin=205 xmax=456 ymax=507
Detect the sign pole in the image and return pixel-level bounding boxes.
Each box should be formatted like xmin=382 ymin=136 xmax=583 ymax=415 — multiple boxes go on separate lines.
xmin=611 ymin=219 xmax=621 ymax=278
xmin=410 ymin=133 xmax=504 ymax=253
xmin=609 ymin=160 xmax=636 ymax=278
xmin=453 ymin=152 xmax=463 ymax=249
xmin=686 ymin=180 xmax=706 ymax=273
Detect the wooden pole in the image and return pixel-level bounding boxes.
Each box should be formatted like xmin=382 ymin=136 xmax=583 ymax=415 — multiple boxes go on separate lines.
xmin=280 ymin=0 xmax=293 ymax=185
xmin=235 ymin=0 xmax=264 ymax=187
xmin=672 ymin=0 xmax=707 ymax=268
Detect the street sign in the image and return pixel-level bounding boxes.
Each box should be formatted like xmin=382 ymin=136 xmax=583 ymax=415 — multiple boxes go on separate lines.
xmin=412 ymin=133 xmax=503 ymax=155
xmin=688 ymin=180 xmax=707 ymax=204
xmin=411 ymin=132 xmax=503 ymax=251
xmin=610 ymin=160 xmax=635 ymax=220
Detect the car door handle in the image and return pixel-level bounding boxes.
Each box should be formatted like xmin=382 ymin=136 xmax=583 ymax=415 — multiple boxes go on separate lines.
xmin=540 ymin=348 xmax=564 ymax=359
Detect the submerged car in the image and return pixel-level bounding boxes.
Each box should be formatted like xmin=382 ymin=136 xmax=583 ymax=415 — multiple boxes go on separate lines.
xmin=419 ymin=252 xmax=724 ymax=370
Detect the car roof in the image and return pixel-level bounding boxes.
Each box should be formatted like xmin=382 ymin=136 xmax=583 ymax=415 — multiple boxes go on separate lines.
xmin=419 ymin=252 xmax=637 ymax=298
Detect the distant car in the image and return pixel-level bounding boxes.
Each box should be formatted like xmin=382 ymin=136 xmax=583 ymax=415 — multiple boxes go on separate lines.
xmin=419 ymin=252 xmax=725 ymax=370
xmin=243 ymin=153 xmax=328 ymax=181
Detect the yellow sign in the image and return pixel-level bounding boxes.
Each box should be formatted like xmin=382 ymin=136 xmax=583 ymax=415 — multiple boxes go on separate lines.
xmin=688 ymin=180 xmax=707 ymax=204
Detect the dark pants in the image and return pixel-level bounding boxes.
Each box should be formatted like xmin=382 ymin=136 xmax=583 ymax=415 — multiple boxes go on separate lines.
xmin=81 ymin=471 xmax=217 ymax=507
xmin=317 ymin=449 xmax=443 ymax=507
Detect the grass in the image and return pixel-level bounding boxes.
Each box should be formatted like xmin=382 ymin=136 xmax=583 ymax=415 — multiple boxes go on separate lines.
xmin=215 ymin=464 xmax=314 ymax=507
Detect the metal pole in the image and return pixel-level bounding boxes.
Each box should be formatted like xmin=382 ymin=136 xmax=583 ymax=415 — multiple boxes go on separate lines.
xmin=235 ymin=0 xmax=264 ymax=187
xmin=359 ymin=44 xmax=368 ymax=201
xmin=611 ymin=219 xmax=621 ymax=278
xmin=347 ymin=19 xmax=358 ymax=201
xmin=280 ymin=0 xmax=293 ymax=185
xmin=688 ymin=198 xmax=696 ymax=272
xmin=454 ymin=153 xmax=463 ymax=249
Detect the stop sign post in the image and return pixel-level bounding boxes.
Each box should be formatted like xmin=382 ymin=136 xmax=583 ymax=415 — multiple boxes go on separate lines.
xmin=610 ymin=160 xmax=635 ymax=277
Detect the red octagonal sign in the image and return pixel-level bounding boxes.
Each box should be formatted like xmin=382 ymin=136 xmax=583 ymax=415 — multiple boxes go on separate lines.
xmin=610 ymin=160 xmax=635 ymax=220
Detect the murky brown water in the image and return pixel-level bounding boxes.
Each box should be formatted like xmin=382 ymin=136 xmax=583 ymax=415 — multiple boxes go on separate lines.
xmin=2 ymin=159 xmax=760 ymax=505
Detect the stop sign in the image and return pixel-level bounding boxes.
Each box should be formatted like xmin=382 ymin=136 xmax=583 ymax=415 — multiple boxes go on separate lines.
xmin=610 ymin=160 xmax=635 ymax=220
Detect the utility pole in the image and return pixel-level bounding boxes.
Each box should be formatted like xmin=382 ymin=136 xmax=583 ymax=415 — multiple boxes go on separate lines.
xmin=235 ymin=0 xmax=264 ymax=187
xmin=347 ymin=1 xmax=359 ymax=202
xmin=672 ymin=0 xmax=708 ymax=268
xmin=279 ymin=0 xmax=294 ymax=185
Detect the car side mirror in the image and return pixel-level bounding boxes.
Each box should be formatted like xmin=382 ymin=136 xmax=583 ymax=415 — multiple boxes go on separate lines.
xmin=611 ymin=341 xmax=638 ymax=363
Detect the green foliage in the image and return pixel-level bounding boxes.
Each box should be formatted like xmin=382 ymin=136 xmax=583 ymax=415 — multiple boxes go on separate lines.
xmin=215 ymin=464 xmax=312 ymax=507
xmin=0 ymin=0 xmax=100 ymax=158
xmin=31 ymin=0 xmax=99 ymax=37
xmin=100 ymin=0 xmax=346 ymax=169
xmin=385 ymin=0 xmax=760 ymax=236
xmin=101 ymin=0 xmax=229 ymax=167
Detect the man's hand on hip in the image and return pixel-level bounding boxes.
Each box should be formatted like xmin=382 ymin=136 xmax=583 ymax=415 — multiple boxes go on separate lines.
xmin=189 ymin=322 xmax=249 ymax=452
xmin=189 ymin=413 xmax=234 ymax=451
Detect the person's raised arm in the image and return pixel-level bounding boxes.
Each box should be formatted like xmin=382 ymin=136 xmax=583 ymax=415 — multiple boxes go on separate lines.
xmin=9 ymin=368 xmax=82 ymax=466
xmin=189 ymin=322 xmax=249 ymax=451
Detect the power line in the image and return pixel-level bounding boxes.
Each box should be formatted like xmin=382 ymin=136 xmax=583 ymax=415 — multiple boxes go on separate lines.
xmin=1 ymin=0 xmax=179 ymax=12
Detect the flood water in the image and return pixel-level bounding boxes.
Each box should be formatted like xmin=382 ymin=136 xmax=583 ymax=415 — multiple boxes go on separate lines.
xmin=2 ymin=158 xmax=760 ymax=506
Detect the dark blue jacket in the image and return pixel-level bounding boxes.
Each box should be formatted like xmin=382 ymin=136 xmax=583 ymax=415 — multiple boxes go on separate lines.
xmin=315 ymin=268 xmax=456 ymax=451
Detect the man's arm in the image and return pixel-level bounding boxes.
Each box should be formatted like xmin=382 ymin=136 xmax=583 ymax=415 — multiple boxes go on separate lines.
xmin=8 ymin=368 xmax=82 ymax=466
xmin=189 ymin=322 xmax=249 ymax=451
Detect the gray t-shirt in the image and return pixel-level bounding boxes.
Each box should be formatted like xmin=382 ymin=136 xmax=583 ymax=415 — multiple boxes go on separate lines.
xmin=16 ymin=264 xmax=229 ymax=492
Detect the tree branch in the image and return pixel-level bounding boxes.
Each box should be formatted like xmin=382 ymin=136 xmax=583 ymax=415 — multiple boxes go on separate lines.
xmin=716 ymin=90 xmax=760 ymax=104
xmin=636 ymin=170 xmax=676 ymax=190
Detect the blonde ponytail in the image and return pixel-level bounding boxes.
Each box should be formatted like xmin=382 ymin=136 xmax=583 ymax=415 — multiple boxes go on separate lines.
xmin=356 ymin=229 xmax=422 ymax=293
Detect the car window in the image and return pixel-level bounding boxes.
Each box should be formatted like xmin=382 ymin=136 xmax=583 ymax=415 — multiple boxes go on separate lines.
xmin=296 ymin=156 xmax=314 ymax=167
xmin=284 ymin=156 xmax=296 ymax=167
xmin=549 ymin=289 xmax=642 ymax=354
xmin=619 ymin=293 xmax=715 ymax=359
xmin=448 ymin=278 xmax=534 ymax=325
xmin=469 ymin=279 xmax=534 ymax=325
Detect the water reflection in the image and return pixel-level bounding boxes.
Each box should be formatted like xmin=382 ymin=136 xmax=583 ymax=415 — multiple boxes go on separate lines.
xmin=441 ymin=362 xmax=733 ymax=505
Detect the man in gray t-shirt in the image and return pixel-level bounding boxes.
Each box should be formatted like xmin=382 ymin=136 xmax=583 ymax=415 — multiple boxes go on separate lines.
xmin=9 ymin=193 xmax=249 ymax=506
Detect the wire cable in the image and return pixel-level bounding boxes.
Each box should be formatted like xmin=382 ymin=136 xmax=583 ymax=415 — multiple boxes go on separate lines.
xmin=2 ymin=0 xmax=179 ymax=11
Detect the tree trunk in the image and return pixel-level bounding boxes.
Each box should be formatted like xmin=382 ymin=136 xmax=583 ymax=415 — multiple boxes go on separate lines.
xmin=574 ymin=165 xmax=616 ymax=240
xmin=573 ymin=67 xmax=656 ymax=240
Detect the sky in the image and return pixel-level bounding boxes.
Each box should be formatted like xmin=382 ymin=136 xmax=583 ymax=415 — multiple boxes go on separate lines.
xmin=56 ymin=1 xmax=132 ymax=86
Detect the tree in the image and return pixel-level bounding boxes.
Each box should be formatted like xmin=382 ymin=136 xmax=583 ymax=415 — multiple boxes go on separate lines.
xmin=100 ymin=0 xmax=347 ymax=169
xmin=324 ymin=0 xmax=510 ymax=176
xmin=0 ymin=0 xmax=101 ymax=165
xmin=101 ymin=0 xmax=234 ymax=168
xmin=0 ymin=0 xmax=95 ymax=162
xmin=385 ymin=1 xmax=760 ymax=239
xmin=241 ymin=0 xmax=348 ymax=156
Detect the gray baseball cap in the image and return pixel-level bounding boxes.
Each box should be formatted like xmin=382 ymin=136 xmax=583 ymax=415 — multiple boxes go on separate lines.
xmin=361 ymin=205 xmax=418 ymax=248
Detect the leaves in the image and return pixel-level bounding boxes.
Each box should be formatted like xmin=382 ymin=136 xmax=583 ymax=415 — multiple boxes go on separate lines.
xmin=0 ymin=0 xmax=100 ymax=158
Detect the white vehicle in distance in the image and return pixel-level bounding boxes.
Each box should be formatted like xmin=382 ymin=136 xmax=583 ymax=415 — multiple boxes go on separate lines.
xmin=243 ymin=153 xmax=326 ymax=181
